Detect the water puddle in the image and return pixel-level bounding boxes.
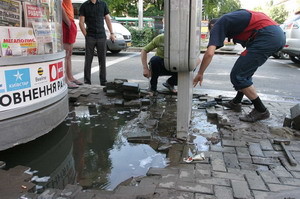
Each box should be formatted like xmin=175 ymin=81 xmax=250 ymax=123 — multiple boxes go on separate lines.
xmin=0 ymin=96 xmax=219 ymax=193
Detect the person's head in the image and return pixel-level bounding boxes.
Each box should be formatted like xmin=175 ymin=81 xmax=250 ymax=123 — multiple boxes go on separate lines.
xmin=295 ymin=11 xmax=300 ymax=15
xmin=208 ymin=18 xmax=219 ymax=31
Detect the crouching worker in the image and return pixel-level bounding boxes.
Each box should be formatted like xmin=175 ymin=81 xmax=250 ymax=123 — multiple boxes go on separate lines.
xmin=193 ymin=9 xmax=285 ymax=122
xmin=141 ymin=34 xmax=178 ymax=94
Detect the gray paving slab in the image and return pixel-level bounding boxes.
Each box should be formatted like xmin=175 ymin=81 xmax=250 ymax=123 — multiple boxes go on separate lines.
xmin=260 ymin=140 xmax=274 ymax=151
xmin=223 ymin=153 xmax=239 ymax=169
xmin=214 ymin=186 xmax=233 ymax=199
xmin=196 ymin=177 xmax=231 ymax=186
xmin=245 ymin=173 xmax=268 ymax=191
xmin=231 ymin=180 xmax=253 ymax=199
xmin=212 ymin=171 xmax=245 ymax=181
xmin=176 ymin=181 xmax=214 ymax=194
xmin=258 ymin=170 xmax=281 ymax=184
xmin=249 ymin=143 xmax=265 ymax=157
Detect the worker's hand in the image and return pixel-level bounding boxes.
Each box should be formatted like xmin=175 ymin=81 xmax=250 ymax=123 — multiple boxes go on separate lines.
xmin=110 ymin=33 xmax=116 ymax=43
xmin=143 ymin=68 xmax=151 ymax=78
xmin=193 ymin=73 xmax=203 ymax=87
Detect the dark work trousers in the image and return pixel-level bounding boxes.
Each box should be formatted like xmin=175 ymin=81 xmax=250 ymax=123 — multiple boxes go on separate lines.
xmin=149 ymin=56 xmax=178 ymax=91
xmin=84 ymin=36 xmax=107 ymax=85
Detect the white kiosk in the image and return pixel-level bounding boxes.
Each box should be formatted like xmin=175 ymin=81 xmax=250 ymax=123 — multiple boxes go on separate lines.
xmin=0 ymin=0 xmax=68 ymax=150
xmin=164 ymin=0 xmax=202 ymax=139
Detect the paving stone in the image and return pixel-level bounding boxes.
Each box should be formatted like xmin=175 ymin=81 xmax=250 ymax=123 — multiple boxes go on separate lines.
xmin=270 ymin=165 xmax=293 ymax=178
xmin=195 ymin=193 xmax=217 ymax=199
xmin=115 ymin=185 xmax=156 ymax=197
xmin=176 ymin=181 xmax=213 ymax=194
xmin=252 ymin=157 xmax=280 ymax=165
xmin=38 ymin=189 xmax=62 ymax=199
xmin=212 ymin=171 xmax=245 ymax=181
xmin=196 ymin=177 xmax=230 ymax=186
xmin=245 ymin=173 xmax=268 ymax=191
xmin=249 ymin=143 xmax=264 ymax=157
xmin=210 ymin=145 xmax=236 ymax=153
xmin=236 ymin=147 xmax=252 ymax=163
xmin=222 ymin=140 xmax=247 ymax=147
xmin=258 ymin=170 xmax=281 ymax=184
xmin=179 ymin=170 xmax=195 ymax=182
xmin=147 ymin=168 xmax=179 ymax=176
xmin=138 ymin=176 xmax=160 ymax=187
xmin=74 ymin=191 xmax=95 ymax=199
xmin=291 ymin=171 xmax=300 ymax=178
xmin=259 ymin=140 xmax=274 ymax=151
xmin=214 ymin=186 xmax=233 ymax=199
xmin=268 ymin=183 xmax=300 ymax=192
xmin=227 ymin=168 xmax=256 ymax=176
xmin=195 ymin=164 xmax=212 ymax=178
xmin=252 ymin=190 xmax=275 ymax=199
xmin=60 ymin=184 xmax=82 ymax=198
xmin=223 ymin=153 xmax=239 ymax=169
xmin=279 ymin=177 xmax=300 ymax=186
xmin=231 ymin=180 xmax=253 ymax=199
xmin=153 ymin=189 xmax=193 ymax=199
xmin=290 ymin=103 xmax=300 ymax=130
xmin=210 ymin=152 xmax=226 ymax=172
xmin=263 ymin=151 xmax=285 ymax=158
xmin=122 ymin=82 xmax=139 ymax=92
xmin=239 ymin=163 xmax=269 ymax=171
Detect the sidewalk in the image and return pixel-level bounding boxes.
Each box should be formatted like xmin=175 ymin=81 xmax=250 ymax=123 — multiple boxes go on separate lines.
xmin=4 ymin=84 xmax=300 ymax=199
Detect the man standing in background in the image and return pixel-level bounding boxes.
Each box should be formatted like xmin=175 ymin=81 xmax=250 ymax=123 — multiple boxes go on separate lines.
xmin=79 ymin=0 xmax=115 ymax=86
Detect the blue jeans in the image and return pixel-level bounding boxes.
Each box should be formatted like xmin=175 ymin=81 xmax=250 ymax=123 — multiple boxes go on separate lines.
xmin=84 ymin=36 xmax=107 ymax=84
xmin=149 ymin=56 xmax=178 ymax=91
xmin=231 ymin=25 xmax=285 ymax=90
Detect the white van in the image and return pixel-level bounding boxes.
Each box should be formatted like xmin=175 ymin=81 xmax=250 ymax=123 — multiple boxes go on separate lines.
xmin=72 ymin=0 xmax=132 ymax=53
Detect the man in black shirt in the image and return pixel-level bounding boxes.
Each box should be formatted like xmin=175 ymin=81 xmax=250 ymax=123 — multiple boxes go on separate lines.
xmin=79 ymin=0 xmax=115 ymax=86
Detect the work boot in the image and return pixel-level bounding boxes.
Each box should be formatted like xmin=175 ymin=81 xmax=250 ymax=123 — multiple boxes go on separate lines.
xmin=222 ymin=100 xmax=242 ymax=112
xmin=239 ymin=108 xmax=270 ymax=123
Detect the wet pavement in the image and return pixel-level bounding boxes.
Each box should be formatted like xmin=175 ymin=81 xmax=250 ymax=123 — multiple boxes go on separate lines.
xmin=1 ymin=82 xmax=300 ymax=199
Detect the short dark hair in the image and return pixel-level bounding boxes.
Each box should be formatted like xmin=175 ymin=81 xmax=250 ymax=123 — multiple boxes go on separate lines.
xmin=295 ymin=11 xmax=300 ymax=15
xmin=208 ymin=18 xmax=219 ymax=31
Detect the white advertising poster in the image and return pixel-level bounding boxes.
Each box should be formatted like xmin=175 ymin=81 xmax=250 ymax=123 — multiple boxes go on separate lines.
xmin=0 ymin=58 xmax=66 ymax=112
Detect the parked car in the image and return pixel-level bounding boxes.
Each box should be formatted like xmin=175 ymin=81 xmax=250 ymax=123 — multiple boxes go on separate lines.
xmin=72 ymin=0 xmax=132 ymax=54
xmin=281 ymin=12 xmax=300 ymax=64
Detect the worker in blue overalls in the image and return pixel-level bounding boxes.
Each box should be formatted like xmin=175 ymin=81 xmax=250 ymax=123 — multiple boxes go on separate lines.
xmin=193 ymin=9 xmax=285 ymax=122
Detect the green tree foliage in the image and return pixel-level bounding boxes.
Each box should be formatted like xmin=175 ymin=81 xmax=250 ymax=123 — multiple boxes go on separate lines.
xmin=203 ymin=0 xmax=241 ymax=19
xmin=103 ymin=0 xmax=164 ymax=17
xmin=269 ymin=5 xmax=288 ymax=24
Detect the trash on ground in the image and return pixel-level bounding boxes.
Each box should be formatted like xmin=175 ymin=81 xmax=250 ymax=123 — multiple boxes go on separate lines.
xmin=183 ymin=153 xmax=205 ymax=163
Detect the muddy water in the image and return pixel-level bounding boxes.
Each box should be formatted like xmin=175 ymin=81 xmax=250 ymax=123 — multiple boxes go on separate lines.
xmin=0 ymin=97 xmax=218 ymax=192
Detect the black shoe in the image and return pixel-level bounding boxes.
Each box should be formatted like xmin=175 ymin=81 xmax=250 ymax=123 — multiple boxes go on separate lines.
xmin=100 ymin=81 xmax=107 ymax=86
xmin=222 ymin=100 xmax=242 ymax=112
xmin=239 ymin=108 xmax=270 ymax=123
xmin=162 ymin=82 xmax=177 ymax=93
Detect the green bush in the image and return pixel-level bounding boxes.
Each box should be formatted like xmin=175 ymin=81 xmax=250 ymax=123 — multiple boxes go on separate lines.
xmin=127 ymin=26 xmax=157 ymax=47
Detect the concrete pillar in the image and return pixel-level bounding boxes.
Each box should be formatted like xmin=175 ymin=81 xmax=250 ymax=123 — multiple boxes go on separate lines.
xmin=177 ymin=71 xmax=193 ymax=139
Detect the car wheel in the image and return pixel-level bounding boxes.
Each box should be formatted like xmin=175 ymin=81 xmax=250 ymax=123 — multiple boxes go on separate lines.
xmin=110 ymin=50 xmax=121 ymax=54
xmin=272 ymin=53 xmax=281 ymax=59
xmin=290 ymin=56 xmax=300 ymax=64
xmin=280 ymin=52 xmax=290 ymax=60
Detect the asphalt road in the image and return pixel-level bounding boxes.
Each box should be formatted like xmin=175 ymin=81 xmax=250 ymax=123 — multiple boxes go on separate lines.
xmin=71 ymin=50 xmax=300 ymax=102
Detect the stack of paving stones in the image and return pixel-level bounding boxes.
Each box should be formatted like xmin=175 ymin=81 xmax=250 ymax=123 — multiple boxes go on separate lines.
xmin=290 ymin=103 xmax=300 ymax=130
xmin=4 ymin=88 xmax=300 ymax=199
